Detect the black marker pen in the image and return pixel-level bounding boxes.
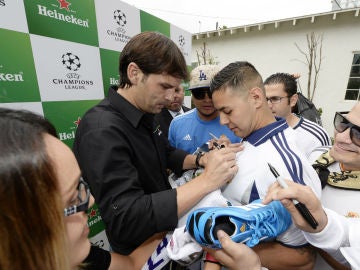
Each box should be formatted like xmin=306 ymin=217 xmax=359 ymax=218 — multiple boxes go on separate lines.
xmin=267 ymin=163 xmax=318 ymax=229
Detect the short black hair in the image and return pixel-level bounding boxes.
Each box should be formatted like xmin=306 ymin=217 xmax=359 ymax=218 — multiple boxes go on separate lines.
xmin=264 ymin=73 xmax=298 ymax=96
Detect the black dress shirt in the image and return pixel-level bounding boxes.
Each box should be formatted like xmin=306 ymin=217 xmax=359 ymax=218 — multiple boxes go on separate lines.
xmin=73 ymin=86 xmax=188 ymax=254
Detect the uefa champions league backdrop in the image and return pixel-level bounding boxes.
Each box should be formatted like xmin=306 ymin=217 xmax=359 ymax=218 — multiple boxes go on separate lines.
xmin=0 ymin=0 xmax=192 ymax=253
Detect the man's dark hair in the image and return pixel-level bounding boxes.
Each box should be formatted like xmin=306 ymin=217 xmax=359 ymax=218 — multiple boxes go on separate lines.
xmin=264 ymin=73 xmax=298 ymax=96
xmin=119 ymin=31 xmax=188 ymax=88
xmin=210 ymin=61 xmax=263 ymax=94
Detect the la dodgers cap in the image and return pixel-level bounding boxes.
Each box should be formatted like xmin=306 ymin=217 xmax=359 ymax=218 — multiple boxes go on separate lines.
xmin=189 ymin=64 xmax=221 ymax=90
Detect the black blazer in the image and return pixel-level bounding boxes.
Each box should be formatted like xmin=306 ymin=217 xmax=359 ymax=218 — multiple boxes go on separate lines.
xmin=155 ymin=106 xmax=190 ymax=138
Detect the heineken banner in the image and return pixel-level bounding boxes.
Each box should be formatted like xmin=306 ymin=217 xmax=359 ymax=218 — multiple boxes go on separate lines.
xmin=0 ymin=0 xmax=192 ymax=253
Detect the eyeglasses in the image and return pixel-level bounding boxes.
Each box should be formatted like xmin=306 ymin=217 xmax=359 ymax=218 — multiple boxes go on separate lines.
xmin=334 ymin=112 xmax=360 ymax=147
xmin=191 ymin=88 xmax=212 ymax=100
xmin=266 ymin=96 xmax=289 ymax=104
xmin=64 ymin=178 xmax=90 ymax=217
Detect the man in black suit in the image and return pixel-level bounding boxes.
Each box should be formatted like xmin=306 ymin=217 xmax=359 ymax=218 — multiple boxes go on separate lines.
xmin=155 ymin=83 xmax=191 ymax=138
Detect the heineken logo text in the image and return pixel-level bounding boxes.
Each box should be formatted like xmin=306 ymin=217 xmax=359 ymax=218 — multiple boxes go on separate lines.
xmin=37 ymin=5 xmax=89 ymax=28
xmin=0 ymin=72 xmax=24 ymax=81
xmin=59 ymin=131 xmax=75 ymax=141
xmin=110 ymin=77 xmax=119 ymax=85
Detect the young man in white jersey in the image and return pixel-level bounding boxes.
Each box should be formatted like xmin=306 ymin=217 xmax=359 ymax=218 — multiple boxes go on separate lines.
xmin=205 ymin=103 xmax=360 ymax=270
xmin=210 ymin=61 xmax=322 ymax=269
xmin=264 ymin=73 xmax=331 ymax=159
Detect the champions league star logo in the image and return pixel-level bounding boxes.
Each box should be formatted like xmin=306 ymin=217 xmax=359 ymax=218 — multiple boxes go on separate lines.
xmin=62 ymin=52 xmax=81 ymax=72
xmin=53 ymin=53 xmax=93 ymax=90
xmin=108 ymin=9 xmax=131 ymax=43
xmin=178 ymin=35 xmax=185 ymax=47
xmin=114 ymin=10 xmax=127 ymax=27
xmin=177 ymin=35 xmax=188 ymax=57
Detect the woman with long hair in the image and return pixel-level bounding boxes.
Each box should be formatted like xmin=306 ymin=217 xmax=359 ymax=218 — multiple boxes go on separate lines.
xmin=0 ymin=108 xmax=162 ymax=270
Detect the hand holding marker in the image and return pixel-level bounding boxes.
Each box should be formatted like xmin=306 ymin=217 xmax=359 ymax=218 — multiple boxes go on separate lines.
xmin=209 ymin=132 xmax=225 ymax=149
xmin=267 ymin=163 xmax=318 ymax=229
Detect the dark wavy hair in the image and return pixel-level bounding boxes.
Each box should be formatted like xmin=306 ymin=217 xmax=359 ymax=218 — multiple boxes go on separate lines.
xmin=119 ymin=31 xmax=188 ymax=88
xmin=0 ymin=108 xmax=69 ymax=270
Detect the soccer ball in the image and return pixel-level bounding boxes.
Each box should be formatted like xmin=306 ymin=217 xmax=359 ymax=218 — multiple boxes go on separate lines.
xmin=178 ymin=35 xmax=185 ymax=47
xmin=62 ymin=52 xmax=81 ymax=71
xmin=114 ymin=10 xmax=127 ymax=27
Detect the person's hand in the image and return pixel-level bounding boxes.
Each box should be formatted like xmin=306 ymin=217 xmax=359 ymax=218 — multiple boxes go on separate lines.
xmin=200 ymin=142 xmax=243 ymax=168
xmin=204 ymin=230 xmax=261 ymax=270
xmin=208 ymin=134 xmax=231 ymax=150
xmin=200 ymin=143 xmax=243 ymax=190
xmin=263 ymin=180 xmax=328 ymax=233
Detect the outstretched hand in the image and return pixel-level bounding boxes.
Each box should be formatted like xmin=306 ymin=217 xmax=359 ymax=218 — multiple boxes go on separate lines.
xmin=263 ymin=180 xmax=328 ymax=233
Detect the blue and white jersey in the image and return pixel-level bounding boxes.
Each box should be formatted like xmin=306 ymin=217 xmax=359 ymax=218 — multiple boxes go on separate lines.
xmin=293 ymin=116 xmax=332 ymax=159
xmin=168 ymin=108 xmax=241 ymax=154
xmin=222 ymin=118 xmax=322 ymax=247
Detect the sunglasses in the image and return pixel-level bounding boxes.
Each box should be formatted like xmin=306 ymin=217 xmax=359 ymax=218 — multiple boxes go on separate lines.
xmin=334 ymin=112 xmax=360 ymax=147
xmin=191 ymin=88 xmax=212 ymax=100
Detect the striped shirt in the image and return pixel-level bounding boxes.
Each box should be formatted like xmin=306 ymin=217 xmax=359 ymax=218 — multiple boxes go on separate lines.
xmin=222 ymin=118 xmax=322 ymax=247
xmin=293 ymin=116 xmax=332 ymax=159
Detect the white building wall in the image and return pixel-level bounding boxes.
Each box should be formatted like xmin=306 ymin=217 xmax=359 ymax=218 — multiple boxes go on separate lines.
xmin=191 ymin=9 xmax=360 ymax=135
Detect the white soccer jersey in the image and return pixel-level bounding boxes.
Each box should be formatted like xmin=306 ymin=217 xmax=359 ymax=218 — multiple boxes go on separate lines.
xmin=293 ymin=117 xmax=332 ymax=159
xmin=222 ymin=118 xmax=322 ymax=247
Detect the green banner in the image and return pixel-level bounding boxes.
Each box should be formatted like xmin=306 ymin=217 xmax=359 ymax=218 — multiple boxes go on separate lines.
xmin=41 ymin=100 xmax=100 ymax=148
xmin=0 ymin=28 xmax=40 ymax=103
xmin=100 ymin=48 xmax=121 ymax=96
xmin=140 ymin=10 xmax=170 ymax=37
xmin=87 ymin=203 xmax=106 ymax=238
xmin=24 ymin=0 xmax=98 ymax=46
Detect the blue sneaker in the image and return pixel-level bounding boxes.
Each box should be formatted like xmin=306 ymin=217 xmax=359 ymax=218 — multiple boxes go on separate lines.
xmin=186 ymin=199 xmax=291 ymax=248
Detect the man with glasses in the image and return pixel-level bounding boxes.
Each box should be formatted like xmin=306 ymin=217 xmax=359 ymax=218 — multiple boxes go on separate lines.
xmin=306 ymin=103 xmax=360 ymax=268
xmin=168 ymin=64 xmax=240 ymax=154
xmin=264 ymin=73 xmax=331 ymax=159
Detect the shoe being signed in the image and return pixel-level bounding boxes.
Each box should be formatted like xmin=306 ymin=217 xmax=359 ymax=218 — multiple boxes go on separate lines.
xmin=186 ymin=199 xmax=291 ymax=248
